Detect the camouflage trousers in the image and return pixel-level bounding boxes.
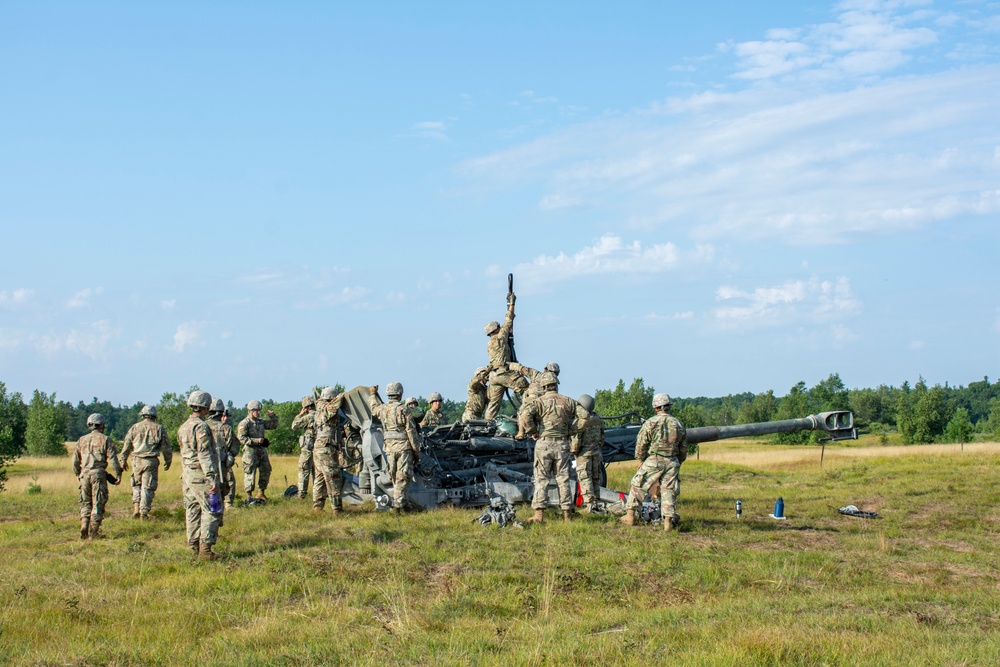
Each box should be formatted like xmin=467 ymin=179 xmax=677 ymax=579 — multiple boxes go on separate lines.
xmin=182 ymin=469 xmax=221 ymax=548
xmin=624 ymin=455 xmax=681 ymax=517
xmin=129 ymin=456 xmax=160 ymax=515
xmin=242 ymin=445 xmax=271 ymax=494
xmin=385 ymin=448 xmax=414 ymax=509
xmin=575 ymin=449 xmax=603 ymax=505
xmin=531 ymin=437 xmax=573 ymax=510
xmin=484 ymin=370 xmax=528 ymax=421
xmin=298 ymin=447 xmax=314 ymax=499
xmin=224 ymin=467 xmax=236 ymax=507
xmin=79 ymin=473 xmax=109 ymax=522
xmin=312 ymin=451 xmax=343 ymax=510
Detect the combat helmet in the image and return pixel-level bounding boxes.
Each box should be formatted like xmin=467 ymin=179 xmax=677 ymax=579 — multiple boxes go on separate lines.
xmin=140 ymin=405 xmax=157 ymax=418
xmin=247 ymin=399 xmax=263 ymax=411
xmin=428 ymin=392 xmax=442 ymax=403
xmin=405 ymin=396 xmax=418 ymax=406
xmin=210 ymin=398 xmax=225 ymax=414
xmin=302 ymin=395 xmax=316 ymax=409
xmin=539 ymin=372 xmax=559 ymax=390
xmin=544 ymin=362 xmax=560 ymax=375
xmin=578 ymin=394 xmax=595 ymax=412
xmin=386 ymin=382 xmax=404 ymax=397
xmin=484 ymin=321 xmax=500 ymax=335
xmin=86 ymin=413 xmax=106 ymax=428
xmin=320 ymin=387 xmax=337 ymax=400
xmin=188 ymin=391 xmax=212 ymax=410
xmin=652 ymin=393 xmax=672 ymax=409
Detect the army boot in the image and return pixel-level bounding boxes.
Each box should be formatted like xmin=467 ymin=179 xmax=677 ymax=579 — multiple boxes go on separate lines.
xmin=562 ymin=510 xmax=573 ymax=523
xmin=619 ymin=509 xmax=636 ymax=526
xmin=392 ymin=506 xmax=402 ymax=515
xmin=332 ymin=498 xmax=343 ymax=515
xmin=132 ymin=503 xmax=140 ymax=519
xmin=80 ymin=517 xmax=90 ymax=540
xmin=525 ymin=509 xmax=545 ymax=524
xmin=256 ymin=489 xmax=268 ymax=502
xmin=88 ymin=520 xmax=102 ymax=539
xmin=189 ymin=540 xmax=200 ymax=555
xmin=199 ymin=544 xmax=218 ymax=561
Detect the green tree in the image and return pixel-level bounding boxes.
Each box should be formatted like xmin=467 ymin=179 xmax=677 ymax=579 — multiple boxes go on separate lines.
xmin=260 ymin=399 xmax=302 ymax=455
xmin=736 ymin=390 xmax=776 ymax=424
xmin=0 ymin=382 xmax=28 ymax=491
xmin=594 ymin=378 xmax=655 ymax=421
xmin=25 ymin=390 xmax=69 ymax=456
xmin=774 ymin=381 xmax=812 ymax=444
xmin=157 ymin=389 xmax=198 ymax=452
xmin=809 ymin=373 xmax=850 ymax=412
xmin=944 ymin=407 xmax=973 ymax=445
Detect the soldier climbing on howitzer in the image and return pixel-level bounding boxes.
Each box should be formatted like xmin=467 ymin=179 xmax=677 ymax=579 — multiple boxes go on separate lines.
xmin=368 ymin=382 xmax=421 ymax=514
xmin=484 ymin=287 xmax=528 ymax=420
xmin=517 ymin=372 xmax=590 ymax=524
xmin=511 ymin=361 xmax=560 ymax=414
xmin=573 ymin=394 xmax=606 ymax=514
xmin=312 ymin=387 xmax=347 ymax=514
xmin=291 ymin=395 xmax=317 ymax=500
xmin=620 ymin=392 xmax=687 ymax=532
xmin=238 ymin=399 xmax=278 ymax=501
xmin=73 ymin=413 xmax=123 ymax=539
xmin=205 ymin=398 xmax=239 ymax=512
xmin=462 ymin=367 xmax=490 ymax=422
xmin=420 ymin=392 xmax=446 ymax=428
xmin=119 ymin=405 xmax=171 ymax=520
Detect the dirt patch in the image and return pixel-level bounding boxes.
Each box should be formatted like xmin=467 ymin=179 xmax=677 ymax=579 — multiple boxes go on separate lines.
xmin=910 ymin=538 xmax=976 ymax=553
xmin=427 ymin=562 xmax=465 ymax=597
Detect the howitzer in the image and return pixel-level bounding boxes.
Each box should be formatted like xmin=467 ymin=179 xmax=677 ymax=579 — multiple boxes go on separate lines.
xmin=333 ymin=384 xmax=856 ymax=512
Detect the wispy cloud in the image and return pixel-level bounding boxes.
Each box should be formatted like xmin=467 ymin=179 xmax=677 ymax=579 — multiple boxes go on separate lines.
xmin=169 ymin=321 xmax=202 ymax=353
xmin=66 ymin=287 xmax=103 ymax=309
xmin=33 ymin=320 xmax=120 ymax=360
xmin=160 ymin=299 xmax=176 ymax=310
xmin=713 ymin=276 xmax=861 ymax=330
xmin=0 ymin=288 xmax=35 ymax=306
xmin=402 ymin=120 xmax=452 ymax=142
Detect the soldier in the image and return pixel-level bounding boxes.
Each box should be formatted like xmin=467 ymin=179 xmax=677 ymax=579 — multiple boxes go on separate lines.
xmin=572 ymin=394 xmax=605 ymax=513
xmin=462 ymin=367 xmax=490 ymax=422
xmin=206 ymin=398 xmax=239 ymax=510
xmin=73 ymin=413 xmax=122 ymax=539
xmin=512 ymin=361 xmax=560 ymax=412
xmin=178 ymin=390 xmax=222 ymax=559
xmin=368 ymin=382 xmax=421 ymax=514
xmin=404 ymin=397 xmax=425 ymax=424
xmin=237 ymin=400 xmax=278 ymax=501
xmin=420 ymin=392 xmax=446 ymax=428
xmin=312 ymin=387 xmax=346 ymax=513
xmin=291 ymin=395 xmax=317 ymax=500
xmin=517 ymin=372 xmax=589 ymax=523
xmin=483 ymin=292 xmax=528 ymax=420
xmin=620 ymin=393 xmax=687 ymax=531
xmin=119 ymin=405 xmax=172 ymax=520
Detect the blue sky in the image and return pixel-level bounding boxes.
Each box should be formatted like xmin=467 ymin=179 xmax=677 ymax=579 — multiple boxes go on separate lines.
xmin=1 ymin=0 xmax=998 ymax=408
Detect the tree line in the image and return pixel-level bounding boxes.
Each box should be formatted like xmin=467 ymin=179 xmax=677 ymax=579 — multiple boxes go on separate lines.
xmin=2 ymin=373 xmax=998 ymax=489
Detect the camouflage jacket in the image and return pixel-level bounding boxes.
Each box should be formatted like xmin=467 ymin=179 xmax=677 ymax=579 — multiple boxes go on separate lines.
xmin=368 ymin=394 xmax=420 ymax=453
xmin=178 ymin=415 xmax=220 ymax=482
xmin=420 ymin=409 xmax=445 ymax=428
xmin=313 ymin=395 xmax=345 ymax=453
xmin=292 ymin=409 xmax=316 ymax=450
xmin=464 ymin=374 xmax=488 ymax=419
xmin=573 ymin=411 xmax=605 ymax=455
xmin=73 ymin=431 xmax=122 ymax=478
xmin=635 ymin=413 xmax=687 ymax=462
xmin=510 ymin=362 xmax=543 ymax=402
xmin=237 ymin=413 xmax=279 ymax=448
xmin=487 ymin=307 xmax=515 ymax=369
xmin=120 ymin=419 xmax=172 ymax=467
xmin=518 ymin=391 xmax=590 ymax=440
xmin=205 ymin=415 xmax=239 ymax=468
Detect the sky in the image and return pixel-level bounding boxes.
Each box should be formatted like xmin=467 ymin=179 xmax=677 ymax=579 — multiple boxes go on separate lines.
xmin=1 ymin=0 xmax=998 ymax=408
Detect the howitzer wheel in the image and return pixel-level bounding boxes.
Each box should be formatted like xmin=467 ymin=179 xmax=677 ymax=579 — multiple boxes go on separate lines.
xmin=341 ymin=442 xmax=363 ymax=468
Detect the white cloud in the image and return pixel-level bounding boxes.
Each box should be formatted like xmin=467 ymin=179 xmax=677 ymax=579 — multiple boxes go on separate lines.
xmin=66 ymin=287 xmax=103 ymax=309
xmin=160 ymin=299 xmax=176 ymax=310
xmin=910 ymin=340 xmax=926 ymax=350
xmin=295 ymin=286 xmax=369 ymax=309
xmin=405 ymin=120 xmax=451 ymax=142
xmin=0 ymin=288 xmax=35 ymax=306
xmin=32 ymin=320 xmax=120 ymax=360
xmin=169 ymin=321 xmax=202 ymax=353
xmin=713 ymin=276 xmax=861 ymax=330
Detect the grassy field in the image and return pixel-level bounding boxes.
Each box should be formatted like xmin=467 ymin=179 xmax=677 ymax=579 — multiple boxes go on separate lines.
xmin=1 ymin=440 xmax=998 ymax=666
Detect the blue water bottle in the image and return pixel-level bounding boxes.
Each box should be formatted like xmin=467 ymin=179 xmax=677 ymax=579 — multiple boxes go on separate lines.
xmin=209 ymin=489 xmax=222 ymax=514
xmin=773 ymin=497 xmax=785 ymax=519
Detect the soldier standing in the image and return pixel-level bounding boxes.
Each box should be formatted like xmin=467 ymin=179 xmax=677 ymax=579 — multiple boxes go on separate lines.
xmin=238 ymin=400 xmax=278 ymax=501
xmin=312 ymin=387 xmax=346 ymax=513
xmin=178 ymin=390 xmax=222 ymax=558
xmin=404 ymin=397 xmax=425 ymax=424
xmin=73 ymin=413 xmax=122 ymax=539
xmin=420 ymin=392 xmax=446 ymax=428
xmin=119 ymin=405 xmax=172 ymax=520
xmin=291 ymin=395 xmax=317 ymax=500
xmin=620 ymin=393 xmax=687 ymax=531
xmin=462 ymin=367 xmax=490 ymax=422
xmin=206 ymin=398 xmax=239 ymax=510
xmin=368 ymin=382 xmax=421 ymax=514
xmin=483 ymin=293 xmax=528 ymax=420
xmin=517 ymin=373 xmax=589 ymax=523
xmin=572 ymin=394 xmax=605 ymax=513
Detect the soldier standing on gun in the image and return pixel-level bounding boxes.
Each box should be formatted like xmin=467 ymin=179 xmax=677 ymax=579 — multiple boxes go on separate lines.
xmin=517 ymin=373 xmax=589 ymax=524
xmin=620 ymin=393 xmax=687 ymax=532
xmin=238 ymin=400 xmax=278 ymax=501
xmin=178 ymin=390 xmax=222 ymax=559
xmin=572 ymin=394 xmax=605 ymax=514
xmin=462 ymin=367 xmax=490 ymax=422
xmin=73 ymin=413 xmax=122 ymax=539
xmin=206 ymin=398 xmax=239 ymax=510
xmin=312 ymin=387 xmax=346 ymax=513
xmin=369 ymin=382 xmax=421 ymax=514
xmin=119 ymin=405 xmax=172 ymax=520
xmin=420 ymin=392 xmax=446 ymax=428
xmin=292 ymin=395 xmax=317 ymax=500
xmin=484 ymin=292 xmax=529 ymax=420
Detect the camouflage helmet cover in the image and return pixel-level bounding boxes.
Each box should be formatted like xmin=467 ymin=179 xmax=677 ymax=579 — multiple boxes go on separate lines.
xmin=428 ymin=391 xmax=443 ymax=402
xmin=544 ymin=362 xmax=560 ymax=375
xmin=302 ymin=395 xmax=316 ymax=408
xmin=652 ymin=393 xmax=672 ymax=409
xmin=539 ymin=372 xmax=559 ymax=389
xmin=320 ymin=387 xmax=337 ymax=400
xmin=475 ymin=366 xmax=489 ymax=376
xmin=86 ymin=412 xmax=106 ymax=427
xmin=577 ymin=394 xmax=595 ymax=412
xmin=484 ymin=321 xmax=500 ymax=335
xmin=223 ymin=407 xmax=232 ymax=417
xmin=247 ymin=399 xmax=263 ymax=411
xmin=140 ymin=404 xmax=157 ymax=418
xmin=210 ymin=398 xmax=225 ymax=413
xmin=386 ymin=381 xmax=403 ymax=397
xmin=188 ymin=391 xmax=213 ymax=410
xmin=404 ymin=396 xmax=417 ymax=406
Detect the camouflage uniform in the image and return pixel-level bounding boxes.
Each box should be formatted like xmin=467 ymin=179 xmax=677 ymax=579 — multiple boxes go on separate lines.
xmin=238 ymin=411 xmax=278 ymax=496
xmin=205 ymin=415 xmax=239 ymax=508
xmin=369 ymin=393 xmax=421 ymax=510
xmin=73 ymin=429 xmax=122 ymax=537
xmin=572 ymin=411 xmax=605 ymax=508
xmin=119 ymin=417 xmax=172 ymax=518
xmin=420 ymin=408 xmax=445 ymax=428
xmin=518 ymin=391 xmax=589 ymax=511
xmin=178 ymin=413 xmax=222 ymax=550
xmin=311 ymin=395 xmax=346 ymax=511
xmin=485 ymin=307 xmax=528 ymax=420
xmin=292 ymin=408 xmax=316 ymax=499
xmin=624 ymin=413 xmax=687 ymax=522
xmin=462 ymin=369 xmax=489 ymax=422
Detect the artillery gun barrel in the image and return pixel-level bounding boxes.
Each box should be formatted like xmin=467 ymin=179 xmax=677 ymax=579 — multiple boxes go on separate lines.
xmin=685 ymin=411 xmax=856 ymax=444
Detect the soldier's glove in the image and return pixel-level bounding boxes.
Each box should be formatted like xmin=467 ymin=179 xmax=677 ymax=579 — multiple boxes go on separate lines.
xmin=507 ymin=292 xmax=516 ymax=306
xmin=163 ymin=463 xmax=171 ymax=471
xmin=267 ymin=410 xmax=276 ymax=417
xmin=260 ymin=437 xmax=270 ymax=448
xmin=369 ymin=385 xmax=378 ymax=395
xmin=107 ymin=474 xmax=120 ymax=485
